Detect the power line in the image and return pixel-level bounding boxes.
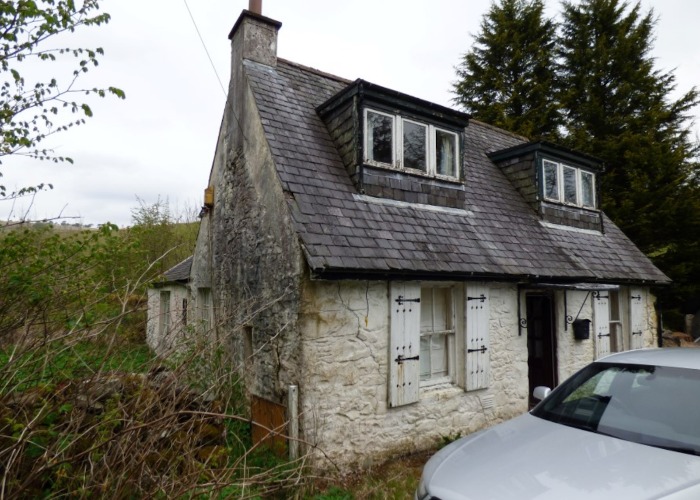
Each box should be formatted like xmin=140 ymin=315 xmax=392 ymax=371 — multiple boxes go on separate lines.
xmin=183 ymin=0 xmax=227 ymax=97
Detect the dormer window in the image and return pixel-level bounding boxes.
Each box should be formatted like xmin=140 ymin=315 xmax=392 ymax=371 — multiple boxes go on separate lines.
xmin=542 ymin=159 xmax=596 ymax=209
xmin=364 ymin=108 xmax=460 ymax=180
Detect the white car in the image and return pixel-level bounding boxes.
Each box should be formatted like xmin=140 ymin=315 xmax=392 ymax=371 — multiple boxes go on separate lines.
xmin=416 ymin=348 xmax=700 ymax=500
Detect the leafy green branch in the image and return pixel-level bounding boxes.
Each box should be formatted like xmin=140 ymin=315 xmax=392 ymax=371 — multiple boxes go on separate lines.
xmin=0 ymin=0 xmax=125 ymax=165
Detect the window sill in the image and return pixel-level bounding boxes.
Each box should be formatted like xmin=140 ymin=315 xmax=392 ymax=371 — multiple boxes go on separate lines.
xmin=364 ymin=159 xmax=462 ymax=185
xmin=420 ymin=379 xmax=462 ymax=397
xmin=542 ymin=198 xmax=598 ymax=212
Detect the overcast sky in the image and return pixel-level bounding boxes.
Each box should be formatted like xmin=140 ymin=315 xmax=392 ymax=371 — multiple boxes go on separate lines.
xmin=2 ymin=0 xmax=699 ymax=227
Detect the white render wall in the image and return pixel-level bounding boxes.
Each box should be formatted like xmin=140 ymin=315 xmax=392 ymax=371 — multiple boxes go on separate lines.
xmin=554 ymin=287 xmax=658 ymax=383
xmin=296 ymin=280 xmax=658 ymax=467
xmin=146 ymin=284 xmax=190 ymax=356
xmin=298 ymin=279 xmax=529 ymax=467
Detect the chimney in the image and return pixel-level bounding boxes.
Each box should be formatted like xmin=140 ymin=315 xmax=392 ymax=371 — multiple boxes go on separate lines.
xmin=229 ymin=3 xmax=281 ymax=68
xmin=248 ymin=0 xmax=261 ymax=15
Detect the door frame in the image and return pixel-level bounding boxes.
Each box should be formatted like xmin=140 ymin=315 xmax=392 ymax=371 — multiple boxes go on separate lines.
xmin=526 ymin=292 xmax=558 ymax=403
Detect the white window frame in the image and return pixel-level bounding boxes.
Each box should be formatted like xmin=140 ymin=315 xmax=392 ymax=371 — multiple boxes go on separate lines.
xmin=420 ymin=285 xmax=456 ymax=387
xmin=364 ymin=107 xmax=461 ymax=181
xmin=365 ymin=108 xmax=395 ymax=166
xmin=541 ymin=158 xmax=596 ymax=209
xmin=608 ymin=289 xmax=623 ymax=353
xmin=401 ymin=117 xmax=428 ymax=173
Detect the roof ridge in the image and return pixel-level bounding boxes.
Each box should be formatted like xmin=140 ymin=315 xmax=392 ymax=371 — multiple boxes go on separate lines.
xmin=277 ymin=57 xmax=353 ymax=85
xmin=469 ymin=118 xmax=530 ymax=142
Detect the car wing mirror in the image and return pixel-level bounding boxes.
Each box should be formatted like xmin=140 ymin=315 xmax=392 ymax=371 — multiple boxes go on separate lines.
xmin=533 ymin=386 xmax=551 ymax=401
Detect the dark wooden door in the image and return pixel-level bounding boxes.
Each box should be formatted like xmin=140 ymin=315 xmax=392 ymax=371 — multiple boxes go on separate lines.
xmin=527 ymin=294 xmax=557 ymax=406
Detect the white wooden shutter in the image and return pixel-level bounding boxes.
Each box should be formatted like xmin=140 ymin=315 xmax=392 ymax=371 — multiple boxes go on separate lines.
xmin=466 ymin=284 xmax=490 ymax=391
xmin=389 ymin=282 xmax=421 ymax=407
xmin=594 ymin=292 xmax=611 ymax=359
xmin=629 ymin=288 xmax=645 ymax=350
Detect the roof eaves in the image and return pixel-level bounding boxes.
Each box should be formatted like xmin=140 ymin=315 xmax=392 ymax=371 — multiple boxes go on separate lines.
xmin=488 ymin=141 xmax=604 ymax=171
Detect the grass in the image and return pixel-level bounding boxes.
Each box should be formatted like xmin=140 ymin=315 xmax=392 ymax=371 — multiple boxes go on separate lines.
xmin=308 ymin=449 xmax=432 ymax=499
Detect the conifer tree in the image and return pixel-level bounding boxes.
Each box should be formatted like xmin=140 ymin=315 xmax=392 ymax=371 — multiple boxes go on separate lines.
xmin=558 ymin=0 xmax=700 ymax=307
xmin=453 ymin=0 xmax=560 ymax=140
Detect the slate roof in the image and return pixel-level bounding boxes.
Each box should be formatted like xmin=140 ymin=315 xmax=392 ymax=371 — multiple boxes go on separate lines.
xmin=243 ymin=58 xmax=670 ymax=285
xmin=162 ymin=256 xmax=192 ymax=283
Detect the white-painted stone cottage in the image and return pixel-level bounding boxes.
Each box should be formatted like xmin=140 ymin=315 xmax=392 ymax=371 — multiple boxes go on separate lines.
xmin=150 ymin=6 xmax=670 ymax=468
xmin=147 ymin=256 xmax=194 ymax=353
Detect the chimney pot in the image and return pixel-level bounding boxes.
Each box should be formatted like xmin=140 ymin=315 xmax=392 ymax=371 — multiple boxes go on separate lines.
xmin=249 ymin=0 xmax=262 ymax=14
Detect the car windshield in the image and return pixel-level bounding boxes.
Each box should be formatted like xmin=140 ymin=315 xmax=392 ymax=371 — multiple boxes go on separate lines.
xmin=531 ymin=361 xmax=700 ymax=456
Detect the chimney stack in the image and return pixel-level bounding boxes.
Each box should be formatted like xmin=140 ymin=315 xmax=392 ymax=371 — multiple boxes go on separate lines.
xmin=228 ymin=3 xmax=281 ymax=68
xmin=248 ymin=0 xmax=262 ymax=15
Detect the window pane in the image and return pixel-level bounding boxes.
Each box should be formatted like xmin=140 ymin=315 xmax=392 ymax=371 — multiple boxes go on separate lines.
xmin=430 ymin=334 xmax=449 ymax=378
xmin=581 ymin=171 xmax=595 ymax=207
xmin=420 ymin=336 xmax=431 ymax=380
xmin=367 ymin=111 xmax=393 ymax=164
xmin=433 ymin=288 xmax=451 ymax=331
xmin=543 ymin=160 xmax=559 ymax=200
xmin=563 ymin=166 xmax=577 ymax=204
xmin=420 ymin=288 xmax=433 ymax=331
xmin=420 ymin=286 xmax=454 ymax=382
xmin=403 ymin=120 xmax=426 ymax=171
xmin=436 ymin=130 xmax=457 ymax=177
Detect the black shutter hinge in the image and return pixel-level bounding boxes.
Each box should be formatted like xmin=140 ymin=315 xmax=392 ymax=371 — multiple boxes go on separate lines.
xmin=467 ymin=294 xmax=486 ymax=302
xmin=395 ymin=354 xmax=420 ymax=364
xmin=467 ymin=345 xmax=488 ymax=354
xmin=395 ymin=295 xmax=420 ymax=305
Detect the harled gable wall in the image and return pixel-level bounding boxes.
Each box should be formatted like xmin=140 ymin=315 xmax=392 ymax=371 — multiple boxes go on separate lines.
xmin=202 ymin=66 xmax=306 ymax=403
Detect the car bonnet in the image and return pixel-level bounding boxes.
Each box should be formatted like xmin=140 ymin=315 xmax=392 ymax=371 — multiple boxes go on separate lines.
xmin=425 ymin=413 xmax=700 ymax=500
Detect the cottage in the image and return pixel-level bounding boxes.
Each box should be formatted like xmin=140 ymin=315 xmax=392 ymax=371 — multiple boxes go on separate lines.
xmin=147 ymin=256 xmax=193 ymax=353
xmin=150 ymin=5 xmax=670 ymax=468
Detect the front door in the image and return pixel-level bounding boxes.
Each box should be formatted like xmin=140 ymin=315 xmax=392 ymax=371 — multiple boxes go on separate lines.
xmin=527 ymin=294 xmax=557 ymax=406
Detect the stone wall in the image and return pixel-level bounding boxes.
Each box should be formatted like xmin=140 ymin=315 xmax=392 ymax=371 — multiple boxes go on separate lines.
xmin=297 ymin=279 xmax=528 ymax=467
xmin=554 ymin=290 xmax=596 ymax=381
xmin=206 ymin=76 xmax=305 ymax=403
xmin=295 ymin=280 xmax=658 ymax=467
xmin=554 ymin=287 xmax=658 ymax=383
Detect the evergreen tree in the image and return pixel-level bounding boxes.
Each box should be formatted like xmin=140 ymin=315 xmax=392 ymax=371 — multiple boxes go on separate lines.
xmin=453 ymin=0 xmax=560 ymax=140
xmin=453 ymin=0 xmax=700 ymax=315
xmin=558 ymin=0 xmax=700 ymax=309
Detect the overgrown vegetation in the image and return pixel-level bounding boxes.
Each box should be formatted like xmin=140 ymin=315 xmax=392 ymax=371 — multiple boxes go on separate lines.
xmin=0 ymin=200 xmax=320 ymax=497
